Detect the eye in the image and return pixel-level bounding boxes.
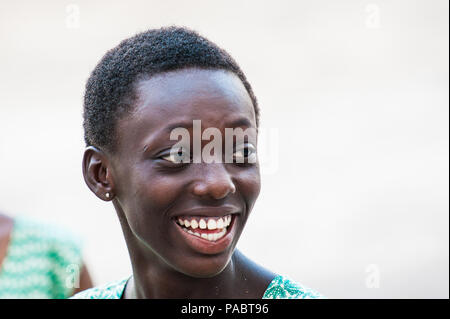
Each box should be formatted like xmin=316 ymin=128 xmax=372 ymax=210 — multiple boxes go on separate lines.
xmin=234 ymin=144 xmax=256 ymax=163
xmin=161 ymin=147 xmax=190 ymax=164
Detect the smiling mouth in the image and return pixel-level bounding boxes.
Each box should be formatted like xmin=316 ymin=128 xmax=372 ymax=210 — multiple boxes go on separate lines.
xmin=174 ymin=215 xmax=234 ymax=242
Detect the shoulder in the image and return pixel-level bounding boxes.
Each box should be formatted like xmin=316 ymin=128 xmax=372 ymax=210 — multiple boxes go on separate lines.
xmin=262 ymin=275 xmax=324 ymax=299
xmin=71 ymin=277 xmax=129 ymax=299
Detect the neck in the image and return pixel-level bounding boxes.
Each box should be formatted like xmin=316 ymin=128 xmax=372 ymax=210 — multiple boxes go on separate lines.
xmin=125 ymin=247 xmax=240 ymax=299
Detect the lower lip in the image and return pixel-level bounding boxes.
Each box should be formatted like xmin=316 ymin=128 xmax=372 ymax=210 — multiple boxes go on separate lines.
xmin=173 ymin=216 xmax=237 ymax=255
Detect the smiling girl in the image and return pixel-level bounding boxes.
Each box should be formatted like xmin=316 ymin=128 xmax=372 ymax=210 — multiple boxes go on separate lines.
xmin=73 ymin=26 xmax=322 ymax=299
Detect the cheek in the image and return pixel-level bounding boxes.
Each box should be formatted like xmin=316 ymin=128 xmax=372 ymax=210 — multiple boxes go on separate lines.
xmin=234 ymin=166 xmax=261 ymax=209
xmin=144 ymin=176 xmax=181 ymax=203
xmin=133 ymin=174 xmax=183 ymax=218
xmin=116 ymin=166 xmax=183 ymax=233
xmin=121 ymin=174 xmax=185 ymax=252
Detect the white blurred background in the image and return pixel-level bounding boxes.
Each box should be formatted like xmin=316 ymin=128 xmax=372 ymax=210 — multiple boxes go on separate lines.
xmin=0 ymin=0 xmax=448 ymax=298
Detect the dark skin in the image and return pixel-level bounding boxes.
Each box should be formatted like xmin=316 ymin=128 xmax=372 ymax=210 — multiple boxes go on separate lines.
xmin=0 ymin=213 xmax=93 ymax=296
xmin=0 ymin=214 xmax=13 ymax=270
xmin=83 ymin=68 xmax=275 ymax=298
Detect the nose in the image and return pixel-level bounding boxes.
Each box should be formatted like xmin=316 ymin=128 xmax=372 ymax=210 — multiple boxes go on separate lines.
xmin=191 ymin=163 xmax=236 ymax=200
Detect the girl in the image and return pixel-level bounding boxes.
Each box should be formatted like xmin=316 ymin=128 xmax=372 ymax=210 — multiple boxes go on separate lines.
xmin=73 ymin=26 xmax=322 ymax=299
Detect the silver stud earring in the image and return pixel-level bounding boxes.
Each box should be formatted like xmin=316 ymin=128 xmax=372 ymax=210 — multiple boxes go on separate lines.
xmin=105 ymin=192 xmax=111 ymax=199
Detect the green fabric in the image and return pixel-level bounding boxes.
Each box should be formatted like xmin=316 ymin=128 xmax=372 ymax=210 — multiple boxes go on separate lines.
xmin=72 ymin=275 xmax=323 ymax=299
xmin=71 ymin=277 xmax=129 ymax=299
xmin=0 ymin=216 xmax=83 ymax=299
xmin=262 ymin=275 xmax=324 ymax=299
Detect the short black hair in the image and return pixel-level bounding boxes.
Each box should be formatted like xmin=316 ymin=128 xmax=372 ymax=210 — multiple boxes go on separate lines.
xmin=83 ymin=26 xmax=259 ymax=153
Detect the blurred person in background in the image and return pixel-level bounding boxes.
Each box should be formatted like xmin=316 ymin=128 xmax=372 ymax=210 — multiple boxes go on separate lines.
xmin=0 ymin=212 xmax=93 ymax=298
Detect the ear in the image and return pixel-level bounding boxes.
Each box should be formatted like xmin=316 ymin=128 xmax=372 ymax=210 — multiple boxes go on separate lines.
xmin=82 ymin=146 xmax=115 ymax=201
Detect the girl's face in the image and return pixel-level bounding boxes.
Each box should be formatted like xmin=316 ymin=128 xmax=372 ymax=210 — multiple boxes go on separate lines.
xmin=109 ymin=69 xmax=260 ymax=278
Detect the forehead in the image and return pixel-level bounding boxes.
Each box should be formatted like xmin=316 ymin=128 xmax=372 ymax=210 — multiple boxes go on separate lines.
xmin=135 ymin=68 xmax=254 ymax=123
xmin=116 ymin=69 xmax=256 ymax=152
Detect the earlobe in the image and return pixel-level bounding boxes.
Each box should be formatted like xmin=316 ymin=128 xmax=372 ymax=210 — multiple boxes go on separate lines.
xmin=82 ymin=146 xmax=115 ymax=201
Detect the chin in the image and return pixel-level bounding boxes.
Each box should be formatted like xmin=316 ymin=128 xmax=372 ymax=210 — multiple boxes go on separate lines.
xmin=173 ymin=254 xmax=232 ymax=279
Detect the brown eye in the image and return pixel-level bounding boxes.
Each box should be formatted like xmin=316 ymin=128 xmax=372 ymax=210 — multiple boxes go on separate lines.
xmin=233 ymin=144 xmax=256 ymax=163
xmin=162 ymin=147 xmax=189 ymax=164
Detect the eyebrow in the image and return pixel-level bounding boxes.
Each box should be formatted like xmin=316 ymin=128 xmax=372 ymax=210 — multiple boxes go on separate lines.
xmin=142 ymin=117 xmax=255 ymax=153
xmin=227 ymin=117 xmax=253 ymax=128
xmin=163 ymin=121 xmax=196 ymax=134
xmin=163 ymin=117 xmax=254 ymax=133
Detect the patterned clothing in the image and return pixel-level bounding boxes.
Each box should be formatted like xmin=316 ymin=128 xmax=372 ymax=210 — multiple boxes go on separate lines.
xmin=72 ymin=274 xmax=323 ymax=299
xmin=262 ymin=275 xmax=323 ymax=299
xmin=0 ymin=216 xmax=83 ymax=299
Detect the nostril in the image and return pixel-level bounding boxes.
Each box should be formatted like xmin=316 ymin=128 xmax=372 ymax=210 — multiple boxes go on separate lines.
xmin=191 ymin=164 xmax=236 ymax=199
xmin=192 ymin=180 xmax=236 ymax=199
xmin=214 ymin=180 xmax=236 ymax=199
xmin=213 ymin=186 xmax=233 ymax=200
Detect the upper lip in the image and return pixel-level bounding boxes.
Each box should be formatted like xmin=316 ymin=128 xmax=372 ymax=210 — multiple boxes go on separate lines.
xmin=172 ymin=205 xmax=240 ymax=219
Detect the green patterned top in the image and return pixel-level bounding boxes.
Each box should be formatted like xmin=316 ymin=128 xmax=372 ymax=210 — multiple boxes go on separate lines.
xmin=72 ymin=274 xmax=323 ymax=299
xmin=0 ymin=216 xmax=83 ymax=299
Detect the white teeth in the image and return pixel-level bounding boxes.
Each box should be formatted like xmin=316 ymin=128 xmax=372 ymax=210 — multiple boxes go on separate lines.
xmin=177 ymin=216 xmax=232 ymax=229
xmin=190 ymin=219 xmax=198 ymax=229
xmin=216 ymin=229 xmax=227 ymax=241
xmin=207 ymin=219 xmax=217 ymax=230
xmin=182 ymin=227 xmax=227 ymax=242
xmin=177 ymin=215 xmax=233 ymax=242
